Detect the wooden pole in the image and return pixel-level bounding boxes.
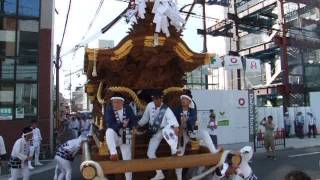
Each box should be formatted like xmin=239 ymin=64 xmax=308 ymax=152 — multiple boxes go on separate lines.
xmin=99 ymin=152 xmax=224 ymax=174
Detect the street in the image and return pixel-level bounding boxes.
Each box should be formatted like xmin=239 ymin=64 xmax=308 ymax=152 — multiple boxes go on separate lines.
xmin=252 ymin=146 xmax=320 ymax=180
xmin=27 ymin=146 xmax=320 ymax=180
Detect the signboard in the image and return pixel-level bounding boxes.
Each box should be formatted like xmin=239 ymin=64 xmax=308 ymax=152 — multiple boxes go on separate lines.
xmin=224 ymin=56 xmax=243 ymax=70
xmin=192 ymin=90 xmax=249 ymax=144
xmin=248 ymin=89 xmax=255 ymax=142
xmin=0 ymin=107 xmax=12 ymax=120
xmin=246 ymin=59 xmax=261 ymax=73
xmin=16 ymin=107 xmax=24 ymax=119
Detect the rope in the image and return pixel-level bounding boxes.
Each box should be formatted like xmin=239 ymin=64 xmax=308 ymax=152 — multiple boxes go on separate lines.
xmin=190 ymin=150 xmax=231 ymax=180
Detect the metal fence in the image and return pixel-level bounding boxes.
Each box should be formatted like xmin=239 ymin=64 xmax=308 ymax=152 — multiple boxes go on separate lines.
xmin=254 ymin=129 xmax=286 ymax=152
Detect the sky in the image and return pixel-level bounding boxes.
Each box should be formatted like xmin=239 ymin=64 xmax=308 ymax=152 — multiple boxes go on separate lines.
xmin=54 ymin=0 xmax=228 ymax=99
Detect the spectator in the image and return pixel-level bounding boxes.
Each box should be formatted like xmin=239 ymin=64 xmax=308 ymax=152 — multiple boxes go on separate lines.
xmin=295 ymin=112 xmax=305 ymax=139
xmin=284 ymin=170 xmax=311 ymax=180
xmin=207 ymin=109 xmax=218 ymax=149
xmin=284 ymin=112 xmax=291 ymax=138
xmin=306 ymin=112 xmax=317 ymax=138
xmin=260 ymin=115 xmax=275 ymax=160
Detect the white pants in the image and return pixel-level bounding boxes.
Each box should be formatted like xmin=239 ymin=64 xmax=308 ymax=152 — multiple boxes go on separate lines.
xmin=106 ymin=128 xmax=132 ymax=180
xmin=54 ymin=155 xmax=72 ymax=180
xmin=9 ymin=165 xmax=29 ymax=180
xmin=147 ymin=130 xmax=181 ymax=179
xmin=29 ymin=143 xmax=41 ymax=163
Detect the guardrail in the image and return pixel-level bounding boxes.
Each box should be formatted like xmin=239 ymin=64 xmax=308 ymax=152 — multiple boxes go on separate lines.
xmin=254 ymin=129 xmax=286 ymax=152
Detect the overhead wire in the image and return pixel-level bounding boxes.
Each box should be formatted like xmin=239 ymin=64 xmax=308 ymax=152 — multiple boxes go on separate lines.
xmin=60 ymin=0 xmax=72 ymax=48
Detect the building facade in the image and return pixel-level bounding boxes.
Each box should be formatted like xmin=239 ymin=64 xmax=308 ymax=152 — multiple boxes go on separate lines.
xmin=201 ymin=0 xmax=319 ymax=107
xmin=0 ymin=0 xmax=54 ymax=151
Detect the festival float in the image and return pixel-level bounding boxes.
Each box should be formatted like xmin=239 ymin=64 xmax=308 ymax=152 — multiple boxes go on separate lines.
xmin=79 ymin=0 xmax=248 ymax=179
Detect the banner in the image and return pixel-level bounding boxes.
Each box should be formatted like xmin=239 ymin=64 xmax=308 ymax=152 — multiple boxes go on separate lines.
xmin=224 ymin=55 xmax=243 ymax=70
xmin=246 ymin=59 xmax=261 ymax=73
xmin=210 ymin=57 xmax=222 ymax=69
xmin=248 ymin=90 xmax=256 ymax=142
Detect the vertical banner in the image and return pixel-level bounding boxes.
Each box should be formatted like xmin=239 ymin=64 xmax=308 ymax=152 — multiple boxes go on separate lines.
xmin=248 ymin=89 xmax=256 ymax=142
xmin=246 ymin=58 xmax=261 ymax=73
xmin=224 ymin=55 xmax=243 ymax=70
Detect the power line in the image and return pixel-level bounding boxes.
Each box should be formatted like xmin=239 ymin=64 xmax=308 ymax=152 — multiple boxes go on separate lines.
xmin=80 ymin=0 xmax=105 ymax=42
xmin=60 ymin=0 xmax=72 ymax=48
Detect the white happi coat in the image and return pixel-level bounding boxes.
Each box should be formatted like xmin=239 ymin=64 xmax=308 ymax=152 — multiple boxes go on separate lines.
xmin=138 ymin=102 xmax=181 ymax=179
xmin=138 ymin=102 xmax=179 ymax=131
xmin=11 ymin=138 xmax=30 ymax=166
xmin=9 ymin=137 xmax=31 ymax=180
xmin=54 ymin=138 xmax=82 ymax=180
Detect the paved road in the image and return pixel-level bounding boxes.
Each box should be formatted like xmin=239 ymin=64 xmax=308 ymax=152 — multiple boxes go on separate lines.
xmin=27 ymin=146 xmax=320 ymax=180
xmin=252 ymin=146 xmax=320 ymax=180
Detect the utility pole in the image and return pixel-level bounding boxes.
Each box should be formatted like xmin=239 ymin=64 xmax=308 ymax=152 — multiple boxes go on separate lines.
xmin=278 ymin=0 xmax=290 ymax=113
xmin=202 ymin=0 xmax=207 ymax=53
xmin=69 ymin=69 xmax=72 ymax=109
xmin=54 ymin=44 xmax=61 ymax=129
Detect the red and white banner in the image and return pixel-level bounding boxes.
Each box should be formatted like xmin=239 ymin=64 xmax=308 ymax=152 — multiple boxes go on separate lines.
xmin=246 ymin=58 xmax=261 ymax=73
xmin=224 ymin=56 xmax=243 ymax=70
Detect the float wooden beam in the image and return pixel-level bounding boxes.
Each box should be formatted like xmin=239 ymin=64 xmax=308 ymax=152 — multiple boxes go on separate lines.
xmin=99 ymin=152 xmax=223 ymax=174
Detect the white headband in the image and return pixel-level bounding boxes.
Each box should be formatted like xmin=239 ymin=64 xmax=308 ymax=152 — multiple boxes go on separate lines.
xmin=23 ymin=131 xmax=33 ymax=136
xmin=180 ymin=95 xmax=192 ymax=102
xmin=110 ymin=97 xmax=124 ymax=101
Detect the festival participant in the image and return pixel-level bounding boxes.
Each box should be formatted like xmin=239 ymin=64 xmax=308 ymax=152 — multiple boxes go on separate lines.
xmin=105 ymin=93 xmax=137 ymax=180
xmin=138 ymin=90 xmax=180 ymax=180
xmin=53 ymin=136 xmax=87 ymax=180
xmin=8 ymin=127 xmax=33 ymax=180
xmin=69 ymin=116 xmax=80 ymax=139
xmin=28 ymin=120 xmax=43 ymax=169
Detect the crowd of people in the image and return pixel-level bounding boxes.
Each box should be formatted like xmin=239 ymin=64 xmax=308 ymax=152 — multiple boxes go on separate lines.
xmin=284 ymin=111 xmax=317 ymax=139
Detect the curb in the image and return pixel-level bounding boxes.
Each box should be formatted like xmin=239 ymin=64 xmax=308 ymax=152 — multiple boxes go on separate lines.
xmin=0 ymin=160 xmax=56 ymax=180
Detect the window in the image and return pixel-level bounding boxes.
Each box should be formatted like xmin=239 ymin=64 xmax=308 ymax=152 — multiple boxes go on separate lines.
xmin=0 ymin=17 xmax=16 ymax=56
xmin=16 ymin=57 xmax=37 ymax=80
xmin=305 ymin=65 xmax=320 ymax=89
xmin=17 ymin=19 xmax=39 ymax=57
xmin=1 ymin=0 xmax=17 ymax=15
xmin=15 ymin=83 xmax=37 ymax=119
xmin=186 ymin=68 xmax=208 ymax=89
xmin=0 ymin=83 xmax=14 ymax=120
xmin=18 ymin=0 xmax=40 ymax=17
xmin=0 ymin=58 xmax=14 ymax=79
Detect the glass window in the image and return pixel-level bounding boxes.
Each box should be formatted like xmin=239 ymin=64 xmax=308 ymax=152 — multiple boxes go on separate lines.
xmin=18 ymin=0 xmax=40 ymax=17
xmin=0 ymin=58 xmax=14 ymax=79
xmin=15 ymin=83 xmax=37 ymax=119
xmin=0 ymin=83 xmax=14 ymax=120
xmin=1 ymin=0 xmax=17 ymax=15
xmin=17 ymin=19 xmax=39 ymax=57
xmin=16 ymin=57 xmax=37 ymax=80
xmin=305 ymin=65 xmax=320 ymax=88
xmin=0 ymin=17 xmax=16 ymax=56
